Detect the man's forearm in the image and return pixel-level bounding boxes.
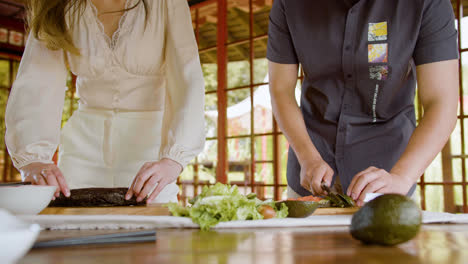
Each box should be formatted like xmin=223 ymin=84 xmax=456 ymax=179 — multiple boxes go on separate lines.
xmin=270 ymin=89 xmax=322 ymax=164
xmin=391 ymin=102 xmax=457 ymax=184
xmin=391 ymin=60 xmax=459 ymax=185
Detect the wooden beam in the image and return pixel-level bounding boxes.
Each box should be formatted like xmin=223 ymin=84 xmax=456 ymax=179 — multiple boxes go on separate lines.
xmin=189 ymin=0 xmax=217 ymax=9
xmin=230 ymin=7 xmax=267 ymax=51
xmin=193 ymin=16 xmax=219 ymax=27
xmin=229 ymin=0 xmax=272 ymax=12
xmin=226 ymin=8 xmax=251 ymax=59
xmin=0 ymin=15 xmax=24 ymax=31
xmin=0 ymin=52 xmax=21 ymax=60
xmin=201 ymin=50 xmax=217 ymax=64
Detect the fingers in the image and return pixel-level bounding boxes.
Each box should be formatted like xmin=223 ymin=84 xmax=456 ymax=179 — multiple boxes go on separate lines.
xmin=356 ymin=180 xmax=386 ymax=206
xmin=126 ymin=162 xmax=156 ymax=200
xmin=322 ymin=168 xmax=334 ymax=192
xmin=20 ymin=163 xmax=70 ymax=200
xmin=125 ymin=181 xmax=135 ymax=200
xmin=349 ymin=169 xmax=386 ymax=201
xmin=147 ymin=179 xmax=169 ymax=204
xmin=127 ymin=160 xmax=181 ymax=203
xmin=300 ymin=176 xmax=310 ymax=193
xmin=347 ymin=166 xmax=378 ymax=196
xmin=300 ymin=161 xmax=334 ymax=196
xmin=311 ymin=166 xmax=328 ymax=196
xmin=132 ymin=163 xmax=158 ymax=196
xmin=354 ymin=166 xmax=377 ymax=179
xmin=34 ymin=173 xmax=47 ymax=186
xmin=137 ymin=174 xmax=162 ymax=202
xmin=42 ymin=169 xmax=60 ymax=198
xmin=52 ymin=167 xmax=70 ymax=197
xmin=23 ymin=175 xmax=35 ymax=184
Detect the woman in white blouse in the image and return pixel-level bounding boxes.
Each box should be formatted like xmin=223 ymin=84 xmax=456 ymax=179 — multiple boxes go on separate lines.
xmin=5 ymin=0 xmax=205 ymax=203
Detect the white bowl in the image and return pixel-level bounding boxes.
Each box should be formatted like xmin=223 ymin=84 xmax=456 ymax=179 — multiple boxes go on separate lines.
xmin=0 ymin=209 xmax=40 ymax=264
xmin=0 ymin=185 xmax=57 ymax=215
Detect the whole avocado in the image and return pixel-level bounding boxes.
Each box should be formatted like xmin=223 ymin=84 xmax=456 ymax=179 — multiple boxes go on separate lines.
xmin=350 ymin=194 xmax=422 ymax=246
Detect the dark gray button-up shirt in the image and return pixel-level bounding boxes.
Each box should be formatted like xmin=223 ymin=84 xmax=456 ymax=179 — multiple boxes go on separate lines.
xmin=267 ymin=0 xmax=458 ymax=196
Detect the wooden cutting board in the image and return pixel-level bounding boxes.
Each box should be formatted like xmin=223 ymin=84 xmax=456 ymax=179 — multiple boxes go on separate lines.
xmin=313 ymin=207 xmax=359 ymax=215
xmin=40 ymin=205 xmax=359 ymax=216
xmin=40 ymin=204 xmax=171 ymax=216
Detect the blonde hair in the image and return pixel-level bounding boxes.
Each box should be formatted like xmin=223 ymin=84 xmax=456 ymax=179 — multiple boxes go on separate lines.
xmin=27 ymin=0 xmax=148 ymax=55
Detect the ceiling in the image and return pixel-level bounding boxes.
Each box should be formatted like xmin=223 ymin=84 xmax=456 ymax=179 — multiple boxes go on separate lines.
xmin=193 ymin=0 xmax=468 ymax=63
xmin=0 ymin=0 xmax=467 ymax=62
xmin=1 ymin=0 xmax=467 ymax=23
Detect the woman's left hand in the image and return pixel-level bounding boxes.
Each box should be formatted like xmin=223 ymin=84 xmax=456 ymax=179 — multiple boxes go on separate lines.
xmin=347 ymin=166 xmax=414 ymax=206
xmin=125 ymin=158 xmax=182 ymax=203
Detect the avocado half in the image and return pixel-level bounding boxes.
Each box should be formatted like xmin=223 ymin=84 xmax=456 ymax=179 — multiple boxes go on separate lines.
xmin=350 ymin=194 xmax=422 ymax=246
xmin=276 ymin=200 xmax=319 ymax=218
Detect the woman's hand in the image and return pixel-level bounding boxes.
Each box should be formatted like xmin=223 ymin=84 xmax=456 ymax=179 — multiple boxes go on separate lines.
xmin=126 ymin=158 xmax=182 ymax=203
xmin=300 ymin=158 xmax=335 ymax=196
xmin=20 ymin=162 xmax=70 ymax=199
xmin=347 ymin=166 xmax=414 ymax=206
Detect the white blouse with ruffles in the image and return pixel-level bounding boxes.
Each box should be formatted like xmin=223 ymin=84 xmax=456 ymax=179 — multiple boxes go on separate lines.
xmin=5 ymin=0 xmax=206 ymax=169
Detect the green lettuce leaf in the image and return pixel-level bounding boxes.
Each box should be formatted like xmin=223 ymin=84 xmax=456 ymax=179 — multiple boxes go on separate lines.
xmin=275 ymin=202 xmax=289 ymax=218
xmin=167 ymin=183 xmax=289 ymax=230
xmin=166 ymin=202 xmax=190 ymax=217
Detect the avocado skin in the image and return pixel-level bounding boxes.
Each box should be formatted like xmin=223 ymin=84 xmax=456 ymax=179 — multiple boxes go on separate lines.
xmin=276 ymin=201 xmax=319 ymax=218
xmin=350 ymin=194 xmax=422 ymax=246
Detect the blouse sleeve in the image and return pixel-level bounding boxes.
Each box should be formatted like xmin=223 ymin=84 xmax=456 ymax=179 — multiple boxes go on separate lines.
xmin=159 ymin=0 xmax=206 ymax=168
xmin=5 ymin=34 xmax=68 ymax=169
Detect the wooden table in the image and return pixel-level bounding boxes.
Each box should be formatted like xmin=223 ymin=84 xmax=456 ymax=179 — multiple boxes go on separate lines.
xmin=19 ymin=224 xmax=468 ymax=264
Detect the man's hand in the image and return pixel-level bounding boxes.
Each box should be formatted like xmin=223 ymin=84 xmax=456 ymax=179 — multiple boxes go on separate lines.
xmin=300 ymin=158 xmax=334 ymax=196
xmin=126 ymin=158 xmax=182 ymax=204
xmin=347 ymin=166 xmax=413 ymax=206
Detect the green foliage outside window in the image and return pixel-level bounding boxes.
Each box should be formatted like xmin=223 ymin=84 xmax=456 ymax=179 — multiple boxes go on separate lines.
xmin=0 ymin=60 xmax=9 ymax=88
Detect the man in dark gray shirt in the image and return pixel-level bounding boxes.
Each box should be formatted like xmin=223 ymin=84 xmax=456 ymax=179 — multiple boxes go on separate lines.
xmin=267 ymin=0 xmax=459 ymax=206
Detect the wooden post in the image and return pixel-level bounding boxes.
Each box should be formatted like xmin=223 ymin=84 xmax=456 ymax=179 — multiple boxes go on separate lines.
xmin=216 ymin=0 xmax=228 ymax=183
xmin=194 ymin=9 xmax=200 ymax=197
xmin=70 ymin=74 xmax=77 ymax=117
xmin=249 ymin=0 xmax=256 ymax=193
xmin=457 ymin=0 xmax=467 ymax=214
xmin=273 ymin=121 xmax=280 ymax=200
xmin=441 ymin=141 xmax=455 ymax=212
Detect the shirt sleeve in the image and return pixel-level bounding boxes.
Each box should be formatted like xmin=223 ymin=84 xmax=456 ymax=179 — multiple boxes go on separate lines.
xmin=159 ymin=0 xmax=206 ymax=168
xmin=413 ymin=0 xmax=458 ymax=65
xmin=5 ymin=34 xmax=68 ymax=169
xmin=266 ymin=0 xmax=299 ymax=64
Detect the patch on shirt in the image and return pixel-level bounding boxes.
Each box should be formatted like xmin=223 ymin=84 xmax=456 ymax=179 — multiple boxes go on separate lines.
xmin=368 ymin=44 xmax=388 ymax=63
xmin=368 ymin=22 xmax=388 ymax=41
xmin=369 ymin=65 xmax=388 ymax=80
xmin=372 ymin=84 xmax=380 ymax=123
